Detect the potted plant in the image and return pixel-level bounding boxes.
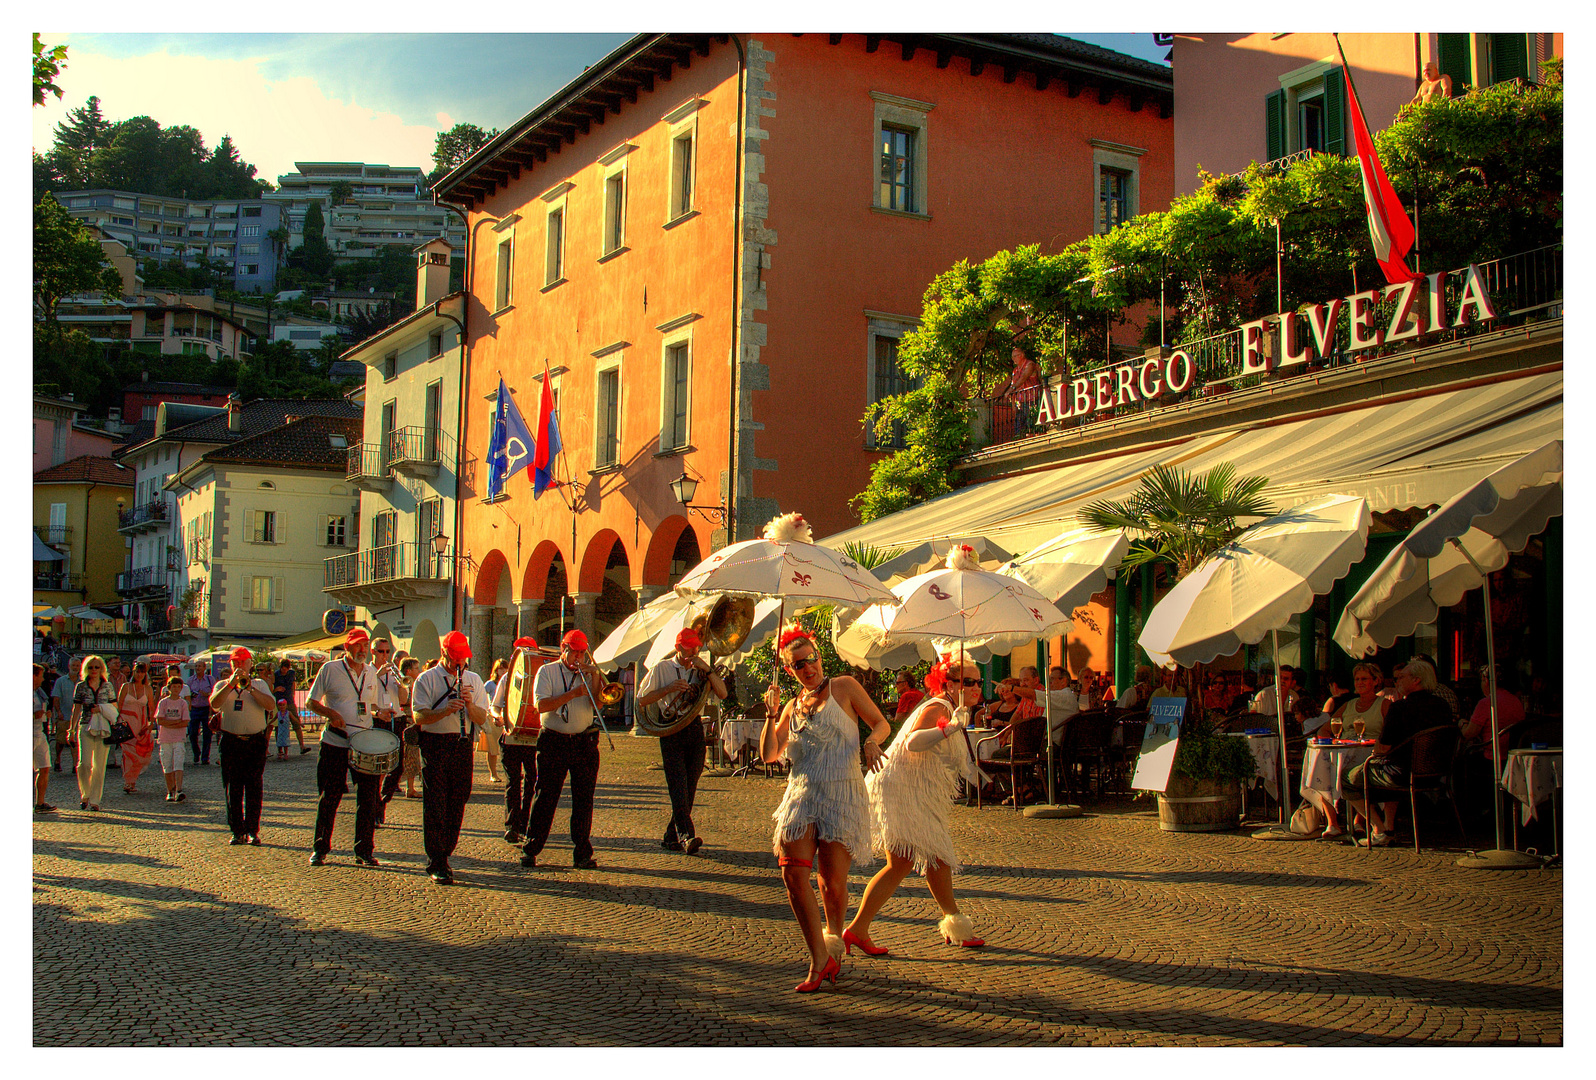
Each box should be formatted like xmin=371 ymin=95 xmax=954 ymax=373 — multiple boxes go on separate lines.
xmin=1080 ymin=462 xmax=1274 ymax=831
xmin=178 ymin=584 xmax=204 ymax=628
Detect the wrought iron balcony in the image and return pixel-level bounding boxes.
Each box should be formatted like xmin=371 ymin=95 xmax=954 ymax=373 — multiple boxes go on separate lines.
xmin=388 ymin=426 xmax=444 ymax=477
xmin=34 ymin=571 xmax=83 ymax=592
xmin=117 ymin=500 xmax=169 ymax=534
xmin=35 ymin=524 xmax=72 ymax=545
xmin=345 ymin=443 xmax=393 ymax=489
xmin=323 ymin=541 xmax=452 ymax=605
xmin=115 ymin=565 xmax=166 ymax=597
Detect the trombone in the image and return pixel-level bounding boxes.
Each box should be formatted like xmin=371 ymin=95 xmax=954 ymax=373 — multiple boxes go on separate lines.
xmin=573 ymin=652 xmax=620 ymax=749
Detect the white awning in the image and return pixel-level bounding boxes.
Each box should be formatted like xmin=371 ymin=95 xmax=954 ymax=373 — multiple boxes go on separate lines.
xmin=824 ymin=370 xmax=1562 ymax=553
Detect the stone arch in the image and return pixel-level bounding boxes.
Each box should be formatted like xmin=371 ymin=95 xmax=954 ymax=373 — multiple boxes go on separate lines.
xmin=578 ymin=529 xmax=628 ymax=595
xmin=535 ymin=551 xmax=570 ymax=647
xmin=472 ymin=548 xmax=510 ymax=606
xmin=520 ymin=539 xmax=565 ymax=606
xmin=370 ymin=620 xmax=392 ymax=649
xmin=595 ymin=538 xmax=634 ymax=640
xmin=642 ymin=514 xmax=698 ymax=589
xmin=409 ymin=618 xmax=440 ymax=662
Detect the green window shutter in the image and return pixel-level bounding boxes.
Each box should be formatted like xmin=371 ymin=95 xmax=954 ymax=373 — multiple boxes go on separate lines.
xmin=1265 ymin=89 xmax=1287 ymax=161
xmin=1322 ymin=67 xmax=1346 ymax=156
xmin=1438 ymin=34 xmax=1472 ymax=90
xmin=1491 ymin=34 xmax=1529 ymax=84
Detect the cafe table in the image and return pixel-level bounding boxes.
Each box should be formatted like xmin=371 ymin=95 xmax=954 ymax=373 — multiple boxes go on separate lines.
xmin=1227 ymin=730 xmax=1281 ymax=802
xmin=1503 ymin=747 xmax=1562 ymax=857
xmin=965 ymin=727 xmax=1001 ymax=785
xmin=1300 ymin=739 xmax=1377 ymax=822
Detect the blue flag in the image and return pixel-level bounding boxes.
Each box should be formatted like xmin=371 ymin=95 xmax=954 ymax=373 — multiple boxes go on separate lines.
xmin=485 ymin=378 xmax=535 ymax=501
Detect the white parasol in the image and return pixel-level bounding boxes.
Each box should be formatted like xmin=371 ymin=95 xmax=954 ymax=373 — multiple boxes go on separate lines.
xmin=1332 ymin=440 xmax=1561 ymax=870
xmin=1139 ymin=494 xmax=1371 ymax=829
xmin=641 ymin=595 xmax=786 ymax=670
xmin=592 ymin=592 xmax=691 ymax=668
xmin=996 ymin=524 xmax=1134 ymax=612
xmin=868 ymin=535 xmax=1014 ymax=587
xmin=674 ymin=513 xmax=899 ymax=611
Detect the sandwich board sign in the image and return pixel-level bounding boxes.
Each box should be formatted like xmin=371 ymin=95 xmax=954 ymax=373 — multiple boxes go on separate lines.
xmin=1131 ymin=696 xmax=1188 ymax=794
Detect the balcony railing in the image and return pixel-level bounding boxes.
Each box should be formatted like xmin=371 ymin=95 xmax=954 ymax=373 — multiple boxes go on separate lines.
xmin=34 ymin=571 xmax=83 ymax=591
xmin=118 ymin=500 xmax=169 ymax=533
xmin=35 ymin=524 xmax=72 ymax=545
xmin=115 ymin=565 xmax=166 ymax=596
xmin=346 ymin=443 xmax=392 ymax=487
xmin=389 ymin=426 xmax=446 ymax=475
xmin=324 ymin=541 xmax=452 ymax=599
xmin=976 ymin=243 xmax=1563 ymax=451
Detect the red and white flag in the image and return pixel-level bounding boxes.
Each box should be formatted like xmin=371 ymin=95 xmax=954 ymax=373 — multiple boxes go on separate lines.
xmin=1344 ymin=66 xmax=1419 ymax=285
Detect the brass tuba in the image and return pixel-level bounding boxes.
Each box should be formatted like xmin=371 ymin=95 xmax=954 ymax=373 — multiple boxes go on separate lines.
xmin=633 ymin=595 xmax=754 ymax=737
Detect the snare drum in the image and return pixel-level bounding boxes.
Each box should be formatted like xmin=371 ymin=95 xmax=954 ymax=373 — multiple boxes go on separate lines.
xmin=349 ymin=726 xmax=401 ymax=775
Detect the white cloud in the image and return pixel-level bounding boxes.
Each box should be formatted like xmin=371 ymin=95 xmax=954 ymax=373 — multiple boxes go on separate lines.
xmin=31 ymin=44 xmax=440 ymax=183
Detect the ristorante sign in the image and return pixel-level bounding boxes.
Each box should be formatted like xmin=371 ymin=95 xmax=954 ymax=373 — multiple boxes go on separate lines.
xmin=1033 ymin=263 xmax=1498 ymax=425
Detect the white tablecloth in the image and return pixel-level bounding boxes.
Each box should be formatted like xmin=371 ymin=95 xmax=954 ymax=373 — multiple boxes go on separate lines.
xmin=1300 ymin=742 xmax=1375 ymax=815
xmin=1503 ymin=750 xmax=1562 ymax=825
xmin=1229 ymin=733 xmax=1281 ymax=801
xmin=720 ymin=719 xmax=760 ymax=760
xmin=967 ymin=727 xmax=1000 ymax=783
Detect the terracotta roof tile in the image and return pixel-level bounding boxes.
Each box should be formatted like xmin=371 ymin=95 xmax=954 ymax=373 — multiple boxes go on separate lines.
xmin=199 ymin=415 xmax=363 ymax=469
xmin=34 ymin=455 xmax=135 ymax=485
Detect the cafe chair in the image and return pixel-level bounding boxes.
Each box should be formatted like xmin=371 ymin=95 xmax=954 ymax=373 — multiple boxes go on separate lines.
xmin=1059 ymin=709 xmax=1115 ymax=800
xmin=975 ymin=718 xmax=1044 ymax=811
xmin=1108 ymin=710 xmax=1149 ymax=793
xmin=1511 ymin=717 xmax=1562 ymax=750
xmin=1359 ymin=724 xmax=1466 ymax=853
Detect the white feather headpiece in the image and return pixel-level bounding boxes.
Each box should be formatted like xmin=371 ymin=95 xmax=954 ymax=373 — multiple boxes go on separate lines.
xmin=944 ymin=544 xmax=980 ymax=571
xmin=763 ymin=512 xmax=813 ymax=544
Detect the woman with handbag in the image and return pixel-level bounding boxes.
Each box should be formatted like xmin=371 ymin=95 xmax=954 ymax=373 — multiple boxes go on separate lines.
xmin=116 ymin=661 xmax=155 ymax=795
xmin=70 ymin=655 xmax=117 ymax=811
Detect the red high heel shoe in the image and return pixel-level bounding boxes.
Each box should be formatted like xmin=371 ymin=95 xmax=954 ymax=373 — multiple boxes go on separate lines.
xmin=938 ymin=914 xmax=984 ymax=949
xmin=794 ymin=956 xmax=841 ymax=993
xmin=842 ymin=929 xmax=889 ymax=957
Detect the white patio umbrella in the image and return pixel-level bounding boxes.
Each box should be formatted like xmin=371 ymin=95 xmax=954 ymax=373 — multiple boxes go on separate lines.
xmin=1333 ymin=440 xmax=1561 ymax=870
xmin=641 ymin=595 xmax=785 ymax=670
xmin=868 ymin=536 xmax=1014 ymax=587
xmin=841 ymin=545 xmax=1074 ymax=812
xmin=1139 ymin=494 xmax=1371 ymax=831
xmin=592 ymin=592 xmax=690 ymax=668
xmin=996 ymin=525 xmax=1133 ymax=612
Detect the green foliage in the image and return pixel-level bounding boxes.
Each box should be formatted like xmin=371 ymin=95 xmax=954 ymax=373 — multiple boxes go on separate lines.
xmin=34 ymin=194 xmax=124 ymax=330
xmin=851 ymin=78 xmax=1562 ymax=521
xmin=39 ymin=98 xmax=269 ymax=199
xmin=1170 ymin=711 xmax=1259 ymax=783
xmin=327 ymin=180 xmax=354 ymax=207
xmin=289 ymin=202 xmax=334 ymax=279
xmin=33 ymin=34 xmax=68 ymax=106
xmin=1078 ymin=462 xmax=1274 ymax=580
xmin=430 ymin=123 xmax=500 ymax=183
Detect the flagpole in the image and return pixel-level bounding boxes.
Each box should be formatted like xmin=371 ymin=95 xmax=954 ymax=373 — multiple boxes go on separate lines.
xmin=1333 ymin=32 xmax=1421 ymax=284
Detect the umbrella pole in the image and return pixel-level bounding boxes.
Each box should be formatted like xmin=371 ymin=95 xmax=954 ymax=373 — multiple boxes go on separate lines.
xmin=1451 ymin=542 xmax=1538 ymax=869
xmin=1273 ymin=628 xmax=1290 ymax=825
xmin=1044 ymin=645 xmax=1056 ymax=805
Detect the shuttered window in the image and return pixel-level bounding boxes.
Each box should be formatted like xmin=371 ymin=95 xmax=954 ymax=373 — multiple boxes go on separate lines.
xmin=1491 ymin=34 xmax=1530 ymax=84
xmin=1265 ymin=89 xmax=1287 ymax=162
xmin=1321 ymin=69 xmax=1345 ymax=156
xmin=1438 ymin=34 xmax=1473 ymax=90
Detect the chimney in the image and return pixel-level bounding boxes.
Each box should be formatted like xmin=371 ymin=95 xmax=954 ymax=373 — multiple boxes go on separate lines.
xmin=226 ymin=393 xmax=243 ymax=434
xmin=415 ymin=238 xmax=452 ymax=311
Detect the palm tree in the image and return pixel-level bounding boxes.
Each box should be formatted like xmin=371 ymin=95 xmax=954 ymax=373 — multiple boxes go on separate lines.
xmin=1077 ymin=462 xmax=1273 ymax=579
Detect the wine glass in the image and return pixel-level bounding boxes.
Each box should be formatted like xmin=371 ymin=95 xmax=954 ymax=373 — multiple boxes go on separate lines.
xmin=1329 ymin=717 xmax=1344 ymax=740
xmin=1352 ymin=718 xmax=1366 ymax=740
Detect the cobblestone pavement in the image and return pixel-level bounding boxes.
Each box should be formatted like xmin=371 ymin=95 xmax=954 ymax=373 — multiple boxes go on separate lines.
xmin=34 ymin=737 xmax=1561 ymax=1046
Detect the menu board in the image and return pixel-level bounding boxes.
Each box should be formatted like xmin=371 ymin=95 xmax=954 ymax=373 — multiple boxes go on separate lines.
xmin=1131 ymin=696 xmax=1188 ymax=794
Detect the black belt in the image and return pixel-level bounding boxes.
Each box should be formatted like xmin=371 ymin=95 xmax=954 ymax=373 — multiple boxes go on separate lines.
xmin=419 ymin=728 xmax=473 ymax=742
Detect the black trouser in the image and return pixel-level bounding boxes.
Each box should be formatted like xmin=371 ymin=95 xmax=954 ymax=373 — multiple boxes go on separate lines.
xmin=659 ymin=721 xmax=706 ymax=846
xmin=219 ymin=729 xmax=268 ymax=838
xmin=377 ymin=717 xmax=409 ymax=805
xmin=521 ymin=729 xmax=600 ymax=865
xmin=501 ymin=740 xmax=538 ymax=834
xmin=419 ymin=731 xmax=474 ymax=873
xmin=313 ymin=740 xmax=380 ymax=859
xmin=188 ymin=711 xmax=213 ymax=764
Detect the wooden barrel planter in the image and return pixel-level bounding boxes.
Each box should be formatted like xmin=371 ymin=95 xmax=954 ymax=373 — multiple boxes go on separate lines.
xmin=1157 ymin=775 xmax=1242 ymax=832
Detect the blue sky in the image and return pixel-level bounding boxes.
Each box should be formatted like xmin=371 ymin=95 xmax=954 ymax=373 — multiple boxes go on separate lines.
xmin=31 ymin=32 xmax=1170 ymax=184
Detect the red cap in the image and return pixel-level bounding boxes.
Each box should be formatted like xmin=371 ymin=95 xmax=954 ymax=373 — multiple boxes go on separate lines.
xmin=561 ymin=629 xmax=589 ymax=651
xmin=512 ymin=636 xmax=537 ymax=650
xmin=675 ymin=628 xmax=702 ymax=652
xmin=230 ymin=646 xmax=253 ymax=665
xmin=440 ymin=630 xmax=472 ymax=662
xmin=345 ymin=627 xmax=370 ymax=647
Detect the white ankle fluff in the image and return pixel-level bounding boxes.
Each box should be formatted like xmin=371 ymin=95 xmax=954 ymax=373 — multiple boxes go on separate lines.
xmin=822 ymin=932 xmax=844 ymax=960
xmin=939 ymin=913 xmax=976 ymax=944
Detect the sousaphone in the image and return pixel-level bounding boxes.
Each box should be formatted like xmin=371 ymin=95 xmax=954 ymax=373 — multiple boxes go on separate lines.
xmin=634 ymin=595 xmax=755 ymax=737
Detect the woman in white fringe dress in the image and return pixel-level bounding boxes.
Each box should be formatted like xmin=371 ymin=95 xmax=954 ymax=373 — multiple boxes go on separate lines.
xmin=762 ymin=626 xmax=891 ymax=992
xmin=842 ymin=655 xmax=986 ymax=955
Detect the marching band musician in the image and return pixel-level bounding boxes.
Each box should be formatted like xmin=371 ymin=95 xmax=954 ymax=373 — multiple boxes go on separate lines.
xmin=519 ymin=629 xmax=605 ymax=871
xmin=492 ymin=636 xmax=542 ymax=844
xmin=637 ymin=627 xmax=725 ymax=856
xmin=304 ymin=628 xmax=393 ymax=867
xmin=369 ymin=638 xmax=408 ymax=823
xmin=208 ymin=646 xmax=276 ymax=847
xmin=410 ymin=631 xmax=488 ymax=886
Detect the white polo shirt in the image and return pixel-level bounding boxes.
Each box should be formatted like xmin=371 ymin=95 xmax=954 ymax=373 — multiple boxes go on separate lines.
xmin=533 ymin=660 xmax=595 ymax=734
xmin=411 ymin=663 xmax=488 ymax=738
xmin=639 ymin=657 xmax=700 ymax=715
xmin=307 ymin=658 xmax=391 ymax=747
xmin=214 ymin=675 xmax=273 ymax=736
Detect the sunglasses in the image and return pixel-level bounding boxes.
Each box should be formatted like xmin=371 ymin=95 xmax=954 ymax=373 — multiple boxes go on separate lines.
xmin=788 ymin=655 xmax=822 ymax=670
xmin=958 ymin=677 xmax=983 ymax=687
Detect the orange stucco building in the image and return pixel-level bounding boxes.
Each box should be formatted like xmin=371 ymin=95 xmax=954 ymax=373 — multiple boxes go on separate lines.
xmin=1173 ymin=32 xmax=1562 ymax=194
xmin=435 ymin=33 xmax=1172 ymax=660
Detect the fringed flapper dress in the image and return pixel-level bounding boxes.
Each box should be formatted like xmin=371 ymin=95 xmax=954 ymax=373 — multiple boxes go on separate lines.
xmin=867 ymin=699 xmax=976 ymax=875
xmin=771 ymin=692 xmax=873 ymax=860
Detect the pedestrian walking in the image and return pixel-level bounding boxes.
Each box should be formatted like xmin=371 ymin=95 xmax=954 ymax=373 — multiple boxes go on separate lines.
xmin=185 ymin=659 xmax=216 ymax=767
xmin=304 ymin=628 xmax=391 ymax=867
xmin=51 ymin=657 xmax=79 ymax=773
xmin=370 ymin=638 xmax=407 ymax=822
xmin=34 ymin=664 xmax=57 ymax=813
xmin=519 ymin=630 xmax=606 ymax=871
xmin=397 ymin=657 xmax=423 ymax=798
xmin=117 ymin=662 xmax=154 ymax=795
xmin=272 ymin=658 xmax=310 ymax=754
xmin=411 ymin=631 xmax=488 ymax=885
xmin=274 ymin=698 xmax=293 ymax=760
xmin=70 ymin=655 xmax=116 ymax=812
xmin=154 ymin=677 xmax=188 ymax=801
xmin=481 ymin=658 xmax=508 ymax=783
xmin=635 ymin=628 xmax=726 ymax=855
xmin=493 ymin=638 xmax=540 ymax=844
